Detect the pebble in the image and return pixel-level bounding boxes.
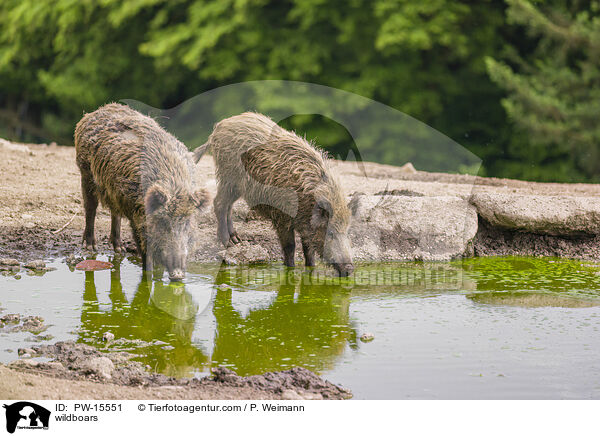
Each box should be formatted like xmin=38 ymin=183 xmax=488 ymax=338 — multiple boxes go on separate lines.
xmin=359 ymin=332 xmax=375 ymax=343
xmin=1 ymin=314 xmax=20 ymax=324
xmin=0 ymin=258 xmax=19 ymax=266
xmin=102 ymin=332 xmax=115 ymax=343
xmin=281 ymin=389 xmax=303 ymax=400
xmin=44 ymin=361 xmax=64 ymax=371
xmin=82 ymin=356 xmax=115 ymax=379
xmin=18 ymin=347 xmax=36 ymax=356
xmin=24 ymin=260 xmax=46 ymax=270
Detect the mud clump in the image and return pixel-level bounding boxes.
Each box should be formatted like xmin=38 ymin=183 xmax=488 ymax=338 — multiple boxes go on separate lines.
xmin=9 ymin=341 xmax=351 ymax=399
xmin=0 ymin=314 xmax=47 ymax=333
xmin=211 ymin=367 xmax=352 ymax=400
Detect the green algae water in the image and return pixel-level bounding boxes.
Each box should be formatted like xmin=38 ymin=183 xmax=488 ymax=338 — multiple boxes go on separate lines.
xmin=1 ymin=256 xmax=600 ymax=399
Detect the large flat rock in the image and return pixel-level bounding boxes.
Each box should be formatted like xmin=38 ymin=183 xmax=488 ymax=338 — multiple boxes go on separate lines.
xmin=470 ymin=193 xmax=600 ymax=236
xmin=348 ymin=194 xmax=478 ymax=261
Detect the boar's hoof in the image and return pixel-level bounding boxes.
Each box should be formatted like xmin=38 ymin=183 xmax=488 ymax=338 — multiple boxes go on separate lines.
xmin=226 ymin=234 xmax=241 ymax=247
xmin=82 ymin=238 xmax=96 ymax=251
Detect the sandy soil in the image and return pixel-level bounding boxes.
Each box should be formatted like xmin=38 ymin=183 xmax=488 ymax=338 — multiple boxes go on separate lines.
xmin=0 ymin=365 xmax=279 ymax=400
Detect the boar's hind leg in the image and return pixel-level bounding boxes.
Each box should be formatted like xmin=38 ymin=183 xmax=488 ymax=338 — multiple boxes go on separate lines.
xmin=110 ymin=214 xmax=123 ymax=253
xmin=80 ymin=169 xmax=98 ymax=250
xmin=227 ymin=206 xmax=241 ymax=244
xmin=214 ymin=187 xmax=240 ymax=246
xmin=275 ymin=221 xmax=296 ymax=267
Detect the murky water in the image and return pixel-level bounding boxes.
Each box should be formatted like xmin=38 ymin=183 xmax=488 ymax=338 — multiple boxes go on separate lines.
xmin=1 ymin=256 xmax=600 ymax=399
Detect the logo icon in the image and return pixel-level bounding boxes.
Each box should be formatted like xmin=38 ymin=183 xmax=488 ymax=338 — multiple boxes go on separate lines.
xmin=3 ymin=402 xmax=50 ymax=434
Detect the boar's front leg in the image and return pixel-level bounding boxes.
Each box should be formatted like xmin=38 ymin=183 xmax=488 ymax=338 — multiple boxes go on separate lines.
xmin=80 ymin=168 xmax=98 ymax=250
xmin=275 ymin=220 xmax=296 ymax=267
xmin=110 ymin=214 xmax=123 ymax=253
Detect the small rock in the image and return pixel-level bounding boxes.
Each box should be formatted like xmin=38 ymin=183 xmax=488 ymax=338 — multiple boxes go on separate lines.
xmin=301 ymin=392 xmax=323 ymax=400
xmin=21 ymin=316 xmax=45 ymax=332
xmin=75 ymin=260 xmax=113 ymax=271
xmin=24 ymin=222 xmax=35 ymax=229
xmin=43 ymin=361 xmax=64 ymax=371
xmin=24 ymin=260 xmax=46 ymax=270
xmin=281 ymin=389 xmax=303 ymax=400
xmin=9 ymin=359 xmax=38 ymax=368
xmin=359 ymin=332 xmax=375 ymax=343
xmin=66 ymin=254 xmax=83 ymax=266
xmin=0 ymin=258 xmax=19 ymax=266
xmin=18 ymin=347 xmax=36 ymax=356
xmin=21 ymin=214 xmax=33 ymax=220
xmin=216 ymin=283 xmax=231 ymax=290
xmin=82 ymin=356 xmax=115 ymax=379
xmin=102 ymin=332 xmax=115 ymax=343
xmin=20 ymin=353 xmax=32 ymax=359
xmin=28 ymin=334 xmax=54 ymax=342
xmin=1 ymin=314 xmax=20 ymax=324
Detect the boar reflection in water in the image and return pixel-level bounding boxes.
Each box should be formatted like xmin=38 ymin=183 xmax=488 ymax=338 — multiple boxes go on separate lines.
xmin=80 ymin=261 xmax=207 ymax=378
xmin=210 ymin=268 xmax=358 ymax=375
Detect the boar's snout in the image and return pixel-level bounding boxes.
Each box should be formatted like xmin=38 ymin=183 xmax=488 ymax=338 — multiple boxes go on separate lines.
xmin=333 ymin=263 xmax=354 ymax=277
xmin=169 ymin=268 xmax=185 ymax=282
xmin=323 ymin=231 xmax=354 ymax=277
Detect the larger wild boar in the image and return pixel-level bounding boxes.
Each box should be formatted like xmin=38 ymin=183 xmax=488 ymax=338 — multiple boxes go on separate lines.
xmin=74 ymin=103 xmax=209 ymax=281
xmin=194 ymin=112 xmax=354 ymax=276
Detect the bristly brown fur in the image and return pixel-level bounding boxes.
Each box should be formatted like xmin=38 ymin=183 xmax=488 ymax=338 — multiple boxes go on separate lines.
xmin=74 ymin=103 xmax=209 ymax=278
xmin=198 ymin=112 xmax=353 ymax=276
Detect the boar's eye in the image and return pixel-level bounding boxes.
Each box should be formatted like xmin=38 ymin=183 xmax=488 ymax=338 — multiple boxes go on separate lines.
xmin=311 ymin=200 xmax=330 ymax=228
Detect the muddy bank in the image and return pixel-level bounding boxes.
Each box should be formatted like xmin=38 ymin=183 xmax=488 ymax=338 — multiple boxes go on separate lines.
xmin=1 ymin=139 xmax=600 ymax=263
xmin=2 ymin=341 xmax=351 ymax=400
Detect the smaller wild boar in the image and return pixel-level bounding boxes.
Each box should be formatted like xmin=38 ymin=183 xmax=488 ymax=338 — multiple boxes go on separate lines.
xmin=74 ymin=103 xmax=209 ymax=281
xmin=194 ymin=112 xmax=354 ymax=277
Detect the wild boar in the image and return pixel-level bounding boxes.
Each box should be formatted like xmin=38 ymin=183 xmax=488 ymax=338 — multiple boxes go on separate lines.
xmin=194 ymin=112 xmax=353 ymax=276
xmin=74 ymin=103 xmax=209 ymax=281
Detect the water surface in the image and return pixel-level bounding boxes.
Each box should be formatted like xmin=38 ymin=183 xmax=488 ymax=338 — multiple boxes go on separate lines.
xmin=1 ymin=256 xmax=599 ymax=399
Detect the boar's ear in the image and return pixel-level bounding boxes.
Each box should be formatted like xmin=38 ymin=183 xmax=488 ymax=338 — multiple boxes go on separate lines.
xmin=311 ymin=198 xmax=331 ymax=227
xmin=192 ymin=189 xmax=210 ymax=209
xmin=145 ymin=184 xmax=168 ymax=214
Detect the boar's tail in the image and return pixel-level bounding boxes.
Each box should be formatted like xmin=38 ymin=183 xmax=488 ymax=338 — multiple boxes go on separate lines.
xmin=192 ymin=142 xmax=211 ymax=163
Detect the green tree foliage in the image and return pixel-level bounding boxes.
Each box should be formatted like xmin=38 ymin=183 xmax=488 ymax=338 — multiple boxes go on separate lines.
xmin=0 ymin=0 xmax=532 ymax=178
xmin=487 ymin=0 xmax=600 ymax=182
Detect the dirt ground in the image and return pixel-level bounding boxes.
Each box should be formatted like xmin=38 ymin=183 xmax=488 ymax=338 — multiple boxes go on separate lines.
xmin=0 ymin=341 xmax=351 ymax=400
xmin=0 ymin=365 xmax=279 ymax=400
